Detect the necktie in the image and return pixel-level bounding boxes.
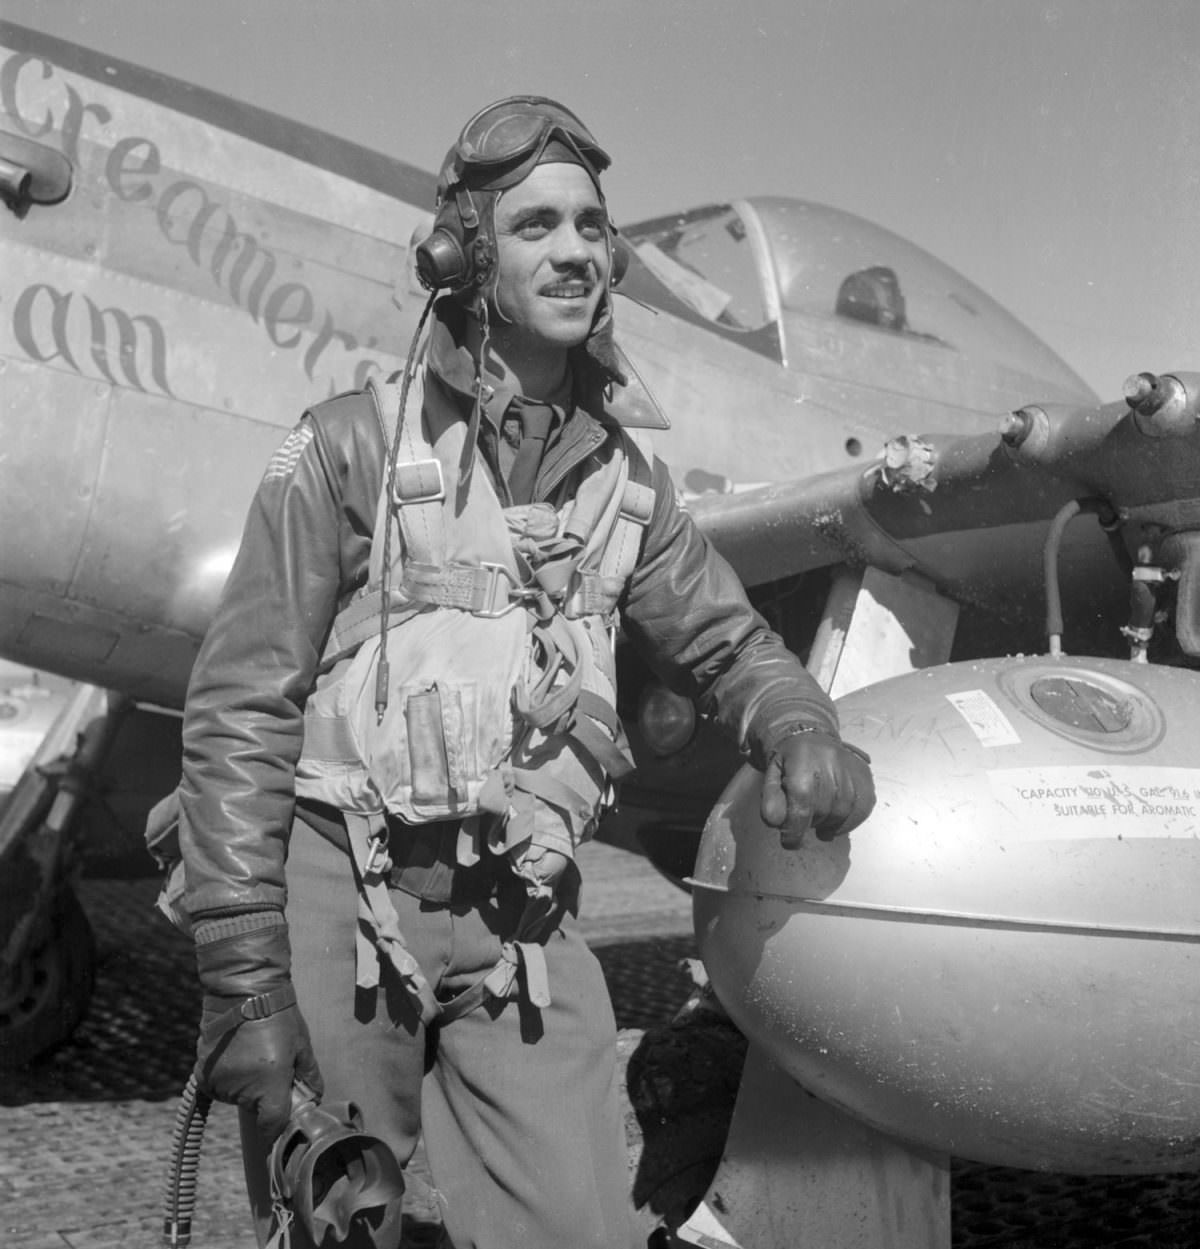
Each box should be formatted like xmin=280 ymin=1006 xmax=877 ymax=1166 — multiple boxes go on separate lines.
xmin=506 ymin=399 xmax=554 ymax=505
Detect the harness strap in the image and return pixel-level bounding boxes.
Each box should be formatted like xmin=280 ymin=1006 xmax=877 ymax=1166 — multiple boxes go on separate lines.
xmin=598 ymin=458 xmax=656 ymax=579
xmin=298 ymin=714 xmax=357 ymax=767
xmin=436 ymin=941 xmax=550 ymax=1023
xmin=393 ymin=457 xmax=445 ymax=506
xmin=401 ymin=560 xmax=526 ymax=616
xmin=510 ymin=765 xmax=593 ymax=825
xmin=344 ymin=812 xmax=440 ymax=1025
xmin=320 ymin=597 xmax=425 ymax=673
xmin=529 ymin=549 xmax=581 ymax=598
xmin=566 ymin=698 xmax=635 ymax=780
xmin=574 ymin=687 xmax=621 ymax=737
xmin=564 ymin=440 xmax=656 ymax=618
xmin=515 ymin=615 xmax=584 ymax=730
xmin=437 ymin=888 xmax=553 ymax=1024
xmin=565 ymin=573 xmax=626 ymax=618
xmin=387 ymin=372 xmax=447 ymax=570
xmin=398 ymin=559 xmax=629 ymax=621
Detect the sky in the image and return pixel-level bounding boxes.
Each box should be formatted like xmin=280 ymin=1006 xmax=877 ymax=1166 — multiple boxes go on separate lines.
xmin=5 ymin=0 xmax=1200 ymax=400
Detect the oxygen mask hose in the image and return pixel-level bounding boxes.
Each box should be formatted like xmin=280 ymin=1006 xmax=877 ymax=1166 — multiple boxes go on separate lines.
xmin=161 ymin=1076 xmax=404 ymax=1248
xmin=161 ymin=1070 xmax=212 ymax=1248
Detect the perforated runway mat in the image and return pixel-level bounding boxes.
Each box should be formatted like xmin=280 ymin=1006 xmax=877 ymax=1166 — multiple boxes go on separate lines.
xmin=2 ymin=853 xmax=1196 ymax=1248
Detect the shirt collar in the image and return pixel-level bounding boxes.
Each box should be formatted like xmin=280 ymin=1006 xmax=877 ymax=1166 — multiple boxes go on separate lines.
xmin=426 ymin=301 xmax=570 ymax=435
xmin=423 ymin=295 xmax=661 ymax=443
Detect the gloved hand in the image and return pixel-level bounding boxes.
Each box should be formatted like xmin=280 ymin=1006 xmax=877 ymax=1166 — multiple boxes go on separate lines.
xmin=194 ymin=915 xmax=323 ymax=1144
xmin=760 ymin=727 xmax=876 ymax=848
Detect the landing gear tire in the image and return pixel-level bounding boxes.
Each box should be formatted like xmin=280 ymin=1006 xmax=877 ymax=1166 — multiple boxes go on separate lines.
xmin=0 ymin=888 xmax=96 ymax=1068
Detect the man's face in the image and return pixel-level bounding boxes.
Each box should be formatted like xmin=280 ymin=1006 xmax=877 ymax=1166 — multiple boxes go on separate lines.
xmin=491 ymin=162 xmax=611 ymax=354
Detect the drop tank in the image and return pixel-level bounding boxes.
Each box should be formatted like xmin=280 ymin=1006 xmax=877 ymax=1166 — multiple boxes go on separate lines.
xmin=691 ymin=655 xmax=1200 ymax=1173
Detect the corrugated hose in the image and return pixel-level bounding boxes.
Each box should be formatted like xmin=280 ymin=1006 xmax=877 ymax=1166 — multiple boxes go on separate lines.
xmin=161 ymin=1070 xmax=212 ymax=1248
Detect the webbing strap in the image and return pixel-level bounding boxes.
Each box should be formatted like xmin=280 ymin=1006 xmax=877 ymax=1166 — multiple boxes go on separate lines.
xmin=321 ymin=596 xmax=424 ymax=672
xmin=299 ymin=713 xmax=358 ymax=766
xmin=566 ymin=703 xmax=634 ymax=781
xmin=435 ymin=940 xmax=549 ymax=1022
xmin=345 ymin=812 xmax=440 ymax=1025
xmin=390 ymin=373 xmax=445 ymax=569
xmin=401 ymin=561 xmax=524 ymax=616
xmin=600 ymin=463 xmax=655 ymax=582
xmin=437 ymin=905 xmax=552 ymax=1024
xmin=510 ymin=765 xmax=593 ymax=824
xmin=530 ymin=547 xmax=582 ymax=598
xmin=564 ymin=434 xmax=655 ymax=617
xmin=565 ymin=573 xmax=625 ymax=617
xmin=514 ymin=616 xmax=584 ymax=729
xmin=201 ymin=984 xmax=298 ymax=1048
xmin=393 ymin=457 xmax=445 ymax=506
xmin=575 ymin=687 xmax=621 ymax=737
xmin=436 ymin=974 xmax=489 ymax=1024
xmin=621 ymin=477 xmax=657 ymax=525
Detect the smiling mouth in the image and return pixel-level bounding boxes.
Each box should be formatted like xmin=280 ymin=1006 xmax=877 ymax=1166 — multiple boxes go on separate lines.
xmin=541 ymin=281 xmax=592 ymax=299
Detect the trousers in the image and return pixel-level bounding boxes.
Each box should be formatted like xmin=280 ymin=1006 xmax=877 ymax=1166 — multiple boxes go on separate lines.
xmin=241 ymin=816 xmax=639 ymax=1249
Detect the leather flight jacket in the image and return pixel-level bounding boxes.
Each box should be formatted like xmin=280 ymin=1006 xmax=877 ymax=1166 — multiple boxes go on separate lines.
xmin=178 ymin=302 xmax=840 ymax=921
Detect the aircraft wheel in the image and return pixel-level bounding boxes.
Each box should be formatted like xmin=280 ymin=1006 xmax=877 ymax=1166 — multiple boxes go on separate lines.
xmin=0 ymin=888 xmax=96 ymax=1068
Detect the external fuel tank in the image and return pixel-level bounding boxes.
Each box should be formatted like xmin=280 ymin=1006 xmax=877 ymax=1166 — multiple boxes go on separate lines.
xmin=691 ymin=655 xmax=1200 ymax=1173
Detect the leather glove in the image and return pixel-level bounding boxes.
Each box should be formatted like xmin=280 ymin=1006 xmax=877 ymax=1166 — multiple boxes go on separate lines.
xmin=194 ymin=915 xmax=323 ymax=1144
xmin=760 ymin=727 xmax=876 ymax=849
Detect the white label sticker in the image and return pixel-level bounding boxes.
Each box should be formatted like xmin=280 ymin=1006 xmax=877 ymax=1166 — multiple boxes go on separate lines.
xmin=945 ymin=689 xmax=1021 ymax=747
xmin=989 ymin=765 xmax=1200 ymax=838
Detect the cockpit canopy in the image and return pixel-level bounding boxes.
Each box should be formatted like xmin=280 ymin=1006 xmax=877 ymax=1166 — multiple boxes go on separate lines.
xmin=619 ymin=197 xmax=1092 ymax=401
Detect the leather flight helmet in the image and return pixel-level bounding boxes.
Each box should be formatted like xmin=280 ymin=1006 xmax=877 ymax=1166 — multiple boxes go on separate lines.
xmin=415 ymin=95 xmax=616 ymax=296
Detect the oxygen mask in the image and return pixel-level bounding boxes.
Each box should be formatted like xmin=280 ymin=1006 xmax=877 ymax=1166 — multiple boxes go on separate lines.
xmin=269 ymin=1082 xmax=406 ymax=1248
xmin=164 ymin=1076 xmax=404 ymax=1248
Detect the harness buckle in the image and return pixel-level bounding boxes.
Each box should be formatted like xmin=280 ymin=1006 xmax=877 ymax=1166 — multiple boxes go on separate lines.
xmin=476 ymin=561 xmax=523 ymax=617
xmin=392 ymin=457 xmax=445 ymax=506
xmin=363 ymin=831 xmax=391 ymax=878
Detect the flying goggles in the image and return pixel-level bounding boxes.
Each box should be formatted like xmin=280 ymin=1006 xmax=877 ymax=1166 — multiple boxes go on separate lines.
xmin=447 ymin=94 xmax=611 ymax=193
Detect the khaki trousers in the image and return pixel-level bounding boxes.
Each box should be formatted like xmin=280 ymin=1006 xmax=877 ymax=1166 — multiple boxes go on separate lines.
xmin=242 ymin=817 xmax=638 ymax=1249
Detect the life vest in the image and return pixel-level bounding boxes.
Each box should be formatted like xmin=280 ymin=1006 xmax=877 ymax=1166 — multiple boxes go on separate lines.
xmin=293 ymin=364 xmax=655 ymax=1020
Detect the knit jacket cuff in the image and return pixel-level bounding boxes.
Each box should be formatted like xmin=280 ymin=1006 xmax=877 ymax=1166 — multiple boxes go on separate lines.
xmin=193 ymin=910 xmax=287 ymax=948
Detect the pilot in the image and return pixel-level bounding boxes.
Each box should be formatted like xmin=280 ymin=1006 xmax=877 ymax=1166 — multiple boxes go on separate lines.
xmin=175 ymin=95 xmax=875 ymax=1249
xmin=836 ymin=264 xmax=909 ymax=332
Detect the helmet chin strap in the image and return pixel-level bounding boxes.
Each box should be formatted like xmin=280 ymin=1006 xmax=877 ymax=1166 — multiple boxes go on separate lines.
xmin=482 ymin=190 xmax=514 ymax=326
xmin=488 ymin=292 xmax=514 ymax=327
xmin=457 ymin=299 xmax=492 ymax=492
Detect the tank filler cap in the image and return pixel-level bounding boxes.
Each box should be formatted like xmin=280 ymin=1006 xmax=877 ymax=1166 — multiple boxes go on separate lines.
xmin=1028 ymin=676 xmax=1132 ymax=733
xmin=997 ymin=663 xmax=1164 ymax=753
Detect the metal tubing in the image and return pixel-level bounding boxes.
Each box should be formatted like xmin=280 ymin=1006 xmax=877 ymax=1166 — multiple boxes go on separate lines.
xmin=1043 ymin=498 xmax=1117 ymax=654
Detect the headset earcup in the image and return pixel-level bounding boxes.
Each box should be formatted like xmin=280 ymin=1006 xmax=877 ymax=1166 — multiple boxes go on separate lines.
xmin=415 ymin=227 xmax=470 ymax=291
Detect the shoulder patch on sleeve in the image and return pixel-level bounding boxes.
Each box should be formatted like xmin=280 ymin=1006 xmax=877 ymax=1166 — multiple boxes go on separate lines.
xmin=262 ymin=423 xmax=315 ymax=483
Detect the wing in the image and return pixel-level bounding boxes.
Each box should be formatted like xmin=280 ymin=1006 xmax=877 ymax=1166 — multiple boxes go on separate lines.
xmin=686 ymin=385 xmax=1200 ymax=655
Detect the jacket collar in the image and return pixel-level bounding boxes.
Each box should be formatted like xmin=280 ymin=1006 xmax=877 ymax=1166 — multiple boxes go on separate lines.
xmin=425 ymin=297 xmax=668 ymax=434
